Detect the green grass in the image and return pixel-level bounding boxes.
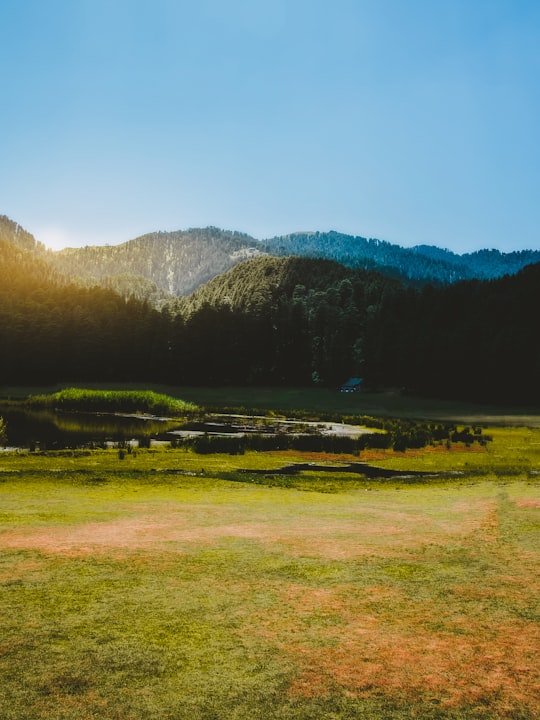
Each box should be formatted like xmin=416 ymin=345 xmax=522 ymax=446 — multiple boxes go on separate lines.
xmin=26 ymin=388 xmax=198 ymax=416
xmin=0 ymin=434 xmax=539 ymax=719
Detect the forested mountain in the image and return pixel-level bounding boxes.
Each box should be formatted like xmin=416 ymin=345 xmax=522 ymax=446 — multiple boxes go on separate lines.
xmin=411 ymin=244 xmax=540 ymax=280
xmin=262 ymin=231 xmax=540 ymax=285
xmin=50 ymin=227 xmax=264 ymax=296
xmin=5 ymin=215 xmax=538 ymax=301
xmin=0 ymin=236 xmax=63 ymax=287
xmin=1 ymin=214 xmax=539 ymax=403
xmin=0 ymin=215 xmax=171 ymax=306
xmin=365 ymin=263 xmax=540 ymax=402
xmin=0 ymin=214 xmax=45 ymax=253
xmin=166 ymin=257 xmax=402 ymax=385
xmin=171 ymin=255 xmax=384 ymax=314
xmin=0 ymin=238 xmax=167 ymax=384
xmin=48 ymin=226 xmax=540 ymax=296
xmin=166 ymin=255 xmax=540 ymax=400
xmin=71 ymin=273 xmax=171 ymax=308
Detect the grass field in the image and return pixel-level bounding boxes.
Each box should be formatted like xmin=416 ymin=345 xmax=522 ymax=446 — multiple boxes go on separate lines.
xmin=1 ymin=428 xmax=539 ymax=719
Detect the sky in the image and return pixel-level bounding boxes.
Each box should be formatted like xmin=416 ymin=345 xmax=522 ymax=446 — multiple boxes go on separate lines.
xmin=1 ymin=0 xmax=539 ymax=253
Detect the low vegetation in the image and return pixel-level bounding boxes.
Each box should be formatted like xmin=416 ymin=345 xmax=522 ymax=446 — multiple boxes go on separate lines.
xmin=28 ymin=388 xmax=198 ymax=416
xmin=177 ymin=421 xmax=490 ymax=456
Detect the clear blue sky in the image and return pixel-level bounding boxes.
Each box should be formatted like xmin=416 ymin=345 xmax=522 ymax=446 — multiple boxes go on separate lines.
xmin=1 ymin=0 xmax=539 ymax=252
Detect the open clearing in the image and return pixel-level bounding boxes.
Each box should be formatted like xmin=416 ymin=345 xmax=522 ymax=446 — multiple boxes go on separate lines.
xmin=0 ymin=431 xmax=539 ymax=719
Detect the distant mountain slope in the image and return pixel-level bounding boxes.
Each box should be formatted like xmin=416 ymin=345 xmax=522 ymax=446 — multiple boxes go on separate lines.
xmin=0 ymin=214 xmax=45 ymax=253
xmin=51 ymin=227 xmax=264 ymax=296
xmin=0 ymin=236 xmax=62 ymax=288
xmin=411 ymin=244 xmax=540 ymax=280
xmin=262 ymin=231 xmax=540 ymax=284
xmin=3 ymin=214 xmax=539 ymax=299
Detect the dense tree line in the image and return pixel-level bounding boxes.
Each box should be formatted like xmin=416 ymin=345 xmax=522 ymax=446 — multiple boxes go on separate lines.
xmin=365 ymin=263 xmax=540 ymax=402
xmin=165 ymin=257 xmax=401 ymax=386
xmin=1 ymin=237 xmax=538 ymax=403
xmin=0 ymin=240 xmax=167 ymax=384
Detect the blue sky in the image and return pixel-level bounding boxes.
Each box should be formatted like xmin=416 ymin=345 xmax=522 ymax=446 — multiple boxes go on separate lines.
xmin=1 ymin=0 xmax=539 ymax=253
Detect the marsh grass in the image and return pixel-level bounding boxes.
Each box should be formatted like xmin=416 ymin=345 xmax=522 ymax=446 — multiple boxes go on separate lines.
xmin=0 ymin=434 xmax=539 ymax=719
xmin=27 ymin=388 xmax=198 ymax=416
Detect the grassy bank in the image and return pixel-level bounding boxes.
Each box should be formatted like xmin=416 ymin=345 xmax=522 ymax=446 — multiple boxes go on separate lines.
xmin=27 ymin=388 xmax=198 ymax=416
xmin=0 ymin=431 xmax=539 ymax=719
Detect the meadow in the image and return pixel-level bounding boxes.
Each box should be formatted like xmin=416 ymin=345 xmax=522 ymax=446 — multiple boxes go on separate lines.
xmin=0 ymin=422 xmax=539 ymax=719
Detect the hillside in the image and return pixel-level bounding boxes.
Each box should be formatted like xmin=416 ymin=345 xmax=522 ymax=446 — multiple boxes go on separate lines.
xmin=0 ymin=236 xmax=63 ymax=289
xmin=173 ymin=255 xmax=384 ymax=314
xmin=262 ymin=231 xmax=540 ymax=284
xmin=0 ymin=237 xmax=165 ymax=384
xmin=0 ymin=214 xmax=45 ymax=253
xmin=50 ymin=227 xmax=540 ymax=294
xmin=51 ymin=227 xmax=264 ymax=296
xmin=168 ymin=256 xmax=405 ymax=385
xmin=1 ymin=216 xmax=539 ymax=402
xmin=4 ymin=215 xmax=539 ymax=300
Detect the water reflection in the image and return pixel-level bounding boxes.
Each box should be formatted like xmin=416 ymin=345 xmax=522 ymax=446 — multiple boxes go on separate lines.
xmin=0 ymin=407 xmax=182 ymax=449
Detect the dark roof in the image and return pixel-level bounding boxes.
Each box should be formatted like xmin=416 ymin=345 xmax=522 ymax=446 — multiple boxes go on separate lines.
xmin=341 ymin=377 xmax=363 ymax=387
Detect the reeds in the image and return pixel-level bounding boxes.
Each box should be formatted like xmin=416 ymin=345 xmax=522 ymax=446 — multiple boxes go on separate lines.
xmin=28 ymin=388 xmax=198 ymax=415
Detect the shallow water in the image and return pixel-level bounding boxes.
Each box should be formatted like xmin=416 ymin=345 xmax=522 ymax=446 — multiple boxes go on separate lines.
xmin=0 ymin=407 xmax=178 ymax=449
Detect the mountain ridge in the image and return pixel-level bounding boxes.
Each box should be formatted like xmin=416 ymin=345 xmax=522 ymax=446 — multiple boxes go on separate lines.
xmin=2 ymin=214 xmax=539 ymax=298
xmin=1 ymin=214 xmax=539 ymax=402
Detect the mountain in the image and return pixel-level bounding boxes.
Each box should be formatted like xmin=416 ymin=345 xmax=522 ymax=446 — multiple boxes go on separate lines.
xmin=0 ymin=234 xmax=63 ymax=289
xmin=0 ymin=233 xmax=165 ymax=384
xmin=1 ymin=215 xmax=538 ymax=402
xmin=49 ymin=226 xmax=540 ymax=298
xmin=166 ymin=253 xmax=540 ymax=400
xmin=50 ymin=227 xmax=265 ymax=297
xmin=4 ymin=215 xmax=539 ymax=299
xmin=168 ymin=255 xmax=404 ymax=386
xmin=262 ymin=231 xmax=540 ymax=284
xmin=0 ymin=214 xmax=45 ymax=253
xmin=172 ymin=255 xmax=375 ymax=315
xmin=411 ymin=244 xmax=540 ymax=280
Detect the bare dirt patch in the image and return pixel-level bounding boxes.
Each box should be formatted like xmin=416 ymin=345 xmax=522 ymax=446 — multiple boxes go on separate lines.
xmin=287 ymin=619 xmax=539 ymax=712
xmin=514 ymin=498 xmax=540 ymax=508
